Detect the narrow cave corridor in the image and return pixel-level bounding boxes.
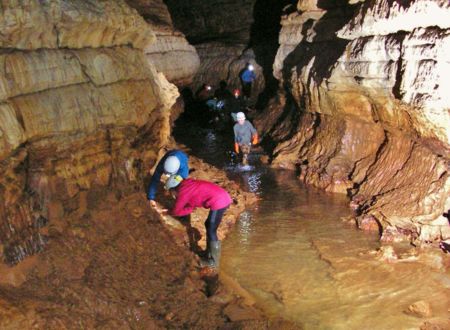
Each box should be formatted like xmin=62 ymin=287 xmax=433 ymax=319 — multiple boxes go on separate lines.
xmin=0 ymin=0 xmax=449 ymax=329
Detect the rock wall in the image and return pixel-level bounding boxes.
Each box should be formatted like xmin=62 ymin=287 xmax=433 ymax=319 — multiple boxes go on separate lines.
xmin=0 ymin=0 xmax=179 ymax=265
xmin=125 ymin=0 xmax=200 ymax=86
xmin=258 ymin=0 xmax=450 ymax=244
xmin=165 ymin=0 xmax=268 ymax=103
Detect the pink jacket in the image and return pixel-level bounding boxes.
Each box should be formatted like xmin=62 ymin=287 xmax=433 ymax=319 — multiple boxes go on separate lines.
xmin=170 ymin=179 xmax=232 ymax=217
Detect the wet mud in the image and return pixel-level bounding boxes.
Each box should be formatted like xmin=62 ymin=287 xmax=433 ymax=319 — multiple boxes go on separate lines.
xmin=0 ymin=147 xmax=296 ymax=329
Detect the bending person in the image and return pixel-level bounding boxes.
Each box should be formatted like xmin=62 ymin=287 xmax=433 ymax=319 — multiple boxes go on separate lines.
xmin=164 ymin=175 xmax=232 ymax=269
xmin=147 ymin=149 xmax=189 ymax=207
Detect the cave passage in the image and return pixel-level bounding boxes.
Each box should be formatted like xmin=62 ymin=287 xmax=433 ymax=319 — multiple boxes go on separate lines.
xmin=173 ymin=120 xmax=450 ymax=329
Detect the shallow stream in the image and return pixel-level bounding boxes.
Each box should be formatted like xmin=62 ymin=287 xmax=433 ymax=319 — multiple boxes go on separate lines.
xmin=174 ymin=123 xmax=450 ymax=330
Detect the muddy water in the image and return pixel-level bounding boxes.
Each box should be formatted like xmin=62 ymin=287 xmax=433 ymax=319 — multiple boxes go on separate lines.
xmin=222 ymin=170 xmax=450 ymax=329
xmin=174 ymin=124 xmax=450 ymax=330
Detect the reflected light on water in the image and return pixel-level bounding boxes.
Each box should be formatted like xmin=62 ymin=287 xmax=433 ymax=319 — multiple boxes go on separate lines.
xmin=247 ymin=172 xmax=262 ymax=193
xmin=237 ymin=211 xmax=253 ymax=245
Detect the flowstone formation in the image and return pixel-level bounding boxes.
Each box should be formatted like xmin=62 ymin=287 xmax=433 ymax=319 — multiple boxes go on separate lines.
xmin=257 ymin=0 xmax=450 ymax=244
xmin=0 ymin=0 xmax=180 ymax=266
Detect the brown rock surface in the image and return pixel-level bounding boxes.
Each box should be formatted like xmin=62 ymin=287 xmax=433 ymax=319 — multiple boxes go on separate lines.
xmin=408 ymin=300 xmax=433 ymax=318
xmin=0 ymin=191 xmax=224 ymax=328
xmin=193 ymin=43 xmax=264 ymax=102
xmin=0 ymin=0 xmax=179 ymax=265
xmin=0 ymin=0 xmax=155 ymax=50
xmin=126 ymin=0 xmax=200 ymax=86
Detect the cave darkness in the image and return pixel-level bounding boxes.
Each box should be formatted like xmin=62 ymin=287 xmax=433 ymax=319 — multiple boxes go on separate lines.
xmin=250 ymin=0 xmax=297 ymax=110
xmin=249 ymin=0 xmax=296 ymax=110
xmin=163 ymin=0 xmax=297 ymax=111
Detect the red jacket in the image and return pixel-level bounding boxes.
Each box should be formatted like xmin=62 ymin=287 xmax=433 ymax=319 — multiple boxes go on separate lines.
xmin=170 ymin=179 xmax=232 ymax=217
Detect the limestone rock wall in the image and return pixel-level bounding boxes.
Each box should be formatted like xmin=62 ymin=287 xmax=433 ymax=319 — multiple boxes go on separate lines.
xmin=259 ymin=0 xmax=450 ymax=244
xmin=125 ymin=0 xmax=200 ymax=86
xmin=0 ymin=0 xmax=179 ymax=265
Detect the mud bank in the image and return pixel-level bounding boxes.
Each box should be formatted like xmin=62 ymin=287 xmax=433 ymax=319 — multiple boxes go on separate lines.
xmin=0 ymin=147 xmax=301 ymax=329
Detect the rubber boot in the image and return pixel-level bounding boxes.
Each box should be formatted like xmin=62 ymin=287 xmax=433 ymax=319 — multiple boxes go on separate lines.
xmin=200 ymin=240 xmax=221 ymax=269
xmin=200 ymin=240 xmax=213 ymax=267
xmin=209 ymin=241 xmax=221 ymax=269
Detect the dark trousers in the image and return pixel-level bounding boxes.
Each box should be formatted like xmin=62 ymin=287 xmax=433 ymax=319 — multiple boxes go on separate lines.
xmin=205 ymin=206 xmax=228 ymax=241
xmin=242 ymin=82 xmax=252 ymax=98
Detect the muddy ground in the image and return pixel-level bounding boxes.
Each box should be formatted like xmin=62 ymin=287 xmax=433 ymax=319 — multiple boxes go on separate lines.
xmin=0 ymin=150 xmax=300 ymax=329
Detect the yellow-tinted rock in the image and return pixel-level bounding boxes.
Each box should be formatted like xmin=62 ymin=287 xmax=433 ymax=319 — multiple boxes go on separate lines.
xmin=0 ymin=103 xmax=26 ymax=159
xmin=0 ymin=0 xmax=57 ymax=49
xmin=0 ymin=0 xmax=156 ymax=51
xmin=0 ymin=50 xmax=87 ymax=100
xmin=55 ymin=0 xmax=155 ymax=49
xmin=72 ymin=47 xmax=152 ymax=85
xmin=12 ymin=80 xmax=157 ymax=139
xmin=408 ymin=300 xmax=433 ymax=318
xmin=0 ymin=0 xmax=180 ymax=266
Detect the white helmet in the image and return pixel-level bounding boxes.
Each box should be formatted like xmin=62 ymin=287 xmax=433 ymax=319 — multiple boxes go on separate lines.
xmin=236 ymin=112 xmax=246 ymax=120
xmin=165 ymin=175 xmax=183 ymax=190
xmin=164 ymin=156 xmax=180 ymax=174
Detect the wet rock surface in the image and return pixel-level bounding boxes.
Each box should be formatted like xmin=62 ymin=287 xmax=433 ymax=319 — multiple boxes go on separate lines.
xmin=0 ymin=193 xmax=220 ymax=328
xmin=257 ymin=0 xmax=450 ymax=245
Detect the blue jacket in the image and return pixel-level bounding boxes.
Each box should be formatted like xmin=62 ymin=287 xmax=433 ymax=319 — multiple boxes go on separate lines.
xmin=147 ymin=150 xmax=189 ymax=200
xmin=241 ymin=69 xmax=256 ymax=83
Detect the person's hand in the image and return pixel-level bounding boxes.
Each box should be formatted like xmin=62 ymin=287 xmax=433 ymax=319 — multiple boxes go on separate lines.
xmin=149 ymin=200 xmax=157 ymax=208
xmin=252 ymin=134 xmax=259 ymax=145
xmin=156 ymin=207 xmax=169 ymax=215
xmin=234 ymin=142 xmax=240 ymax=154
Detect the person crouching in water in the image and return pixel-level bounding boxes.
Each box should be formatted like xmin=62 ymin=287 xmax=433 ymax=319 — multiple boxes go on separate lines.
xmin=233 ymin=112 xmax=258 ymax=165
xmin=162 ymin=175 xmax=232 ymax=269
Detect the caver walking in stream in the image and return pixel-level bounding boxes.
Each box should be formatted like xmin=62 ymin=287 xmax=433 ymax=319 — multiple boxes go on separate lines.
xmin=233 ymin=112 xmax=258 ymax=165
xmin=157 ymin=175 xmax=232 ymax=269
xmin=147 ymin=149 xmax=189 ymax=208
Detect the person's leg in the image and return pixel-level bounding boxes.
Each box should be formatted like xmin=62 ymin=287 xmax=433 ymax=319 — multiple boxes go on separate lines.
xmin=204 ymin=207 xmax=228 ymax=267
xmin=240 ymin=144 xmax=251 ymax=165
xmin=242 ymin=82 xmax=251 ymax=99
xmin=205 ymin=208 xmax=227 ymax=241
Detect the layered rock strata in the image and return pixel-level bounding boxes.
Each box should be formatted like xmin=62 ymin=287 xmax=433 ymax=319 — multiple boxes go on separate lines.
xmin=259 ymin=0 xmax=450 ymax=244
xmin=125 ymin=0 xmax=200 ymax=86
xmin=0 ymin=0 xmax=179 ymax=265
